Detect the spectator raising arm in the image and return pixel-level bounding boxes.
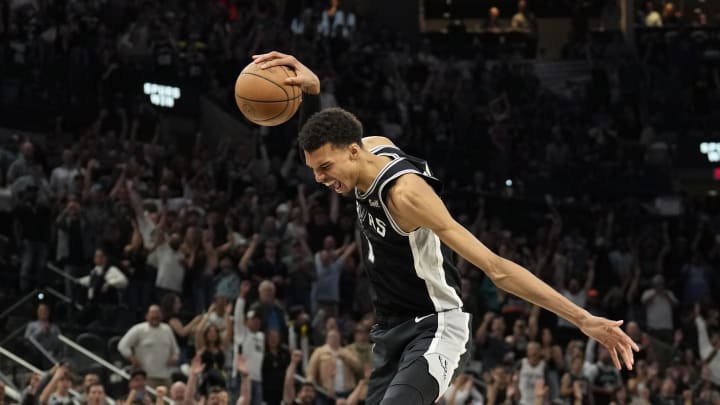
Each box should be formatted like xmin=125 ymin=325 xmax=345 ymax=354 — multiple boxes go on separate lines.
xmin=283 ymin=350 xmax=303 ymax=405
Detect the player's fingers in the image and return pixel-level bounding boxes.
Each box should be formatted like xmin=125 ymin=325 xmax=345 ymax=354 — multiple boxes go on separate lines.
xmin=284 ymin=77 xmax=302 ymax=86
xmin=609 ymin=347 xmax=621 ymax=370
xmin=252 ymin=51 xmax=289 ymax=64
xmin=251 ymin=53 xmax=276 ymax=63
xmin=619 ymin=343 xmax=633 ymax=370
xmin=259 ymin=56 xmax=297 ymax=70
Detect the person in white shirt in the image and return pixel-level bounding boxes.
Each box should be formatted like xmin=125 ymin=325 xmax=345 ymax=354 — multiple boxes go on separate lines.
xmin=641 ymin=274 xmax=677 ymax=342
xmin=695 ymin=304 xmax=720 ymax=387
xmin=234 ymin=281 xmax=265 ymax=405
xmin=518 ymin=342 xmax=546 ymax=405
xmin=49 ymin=149 xmax=80 ymax=197
xmin=150 ymin=214 xmax=185 ymax=299
xmin=118 ymin=305 xmax=180 ymax=387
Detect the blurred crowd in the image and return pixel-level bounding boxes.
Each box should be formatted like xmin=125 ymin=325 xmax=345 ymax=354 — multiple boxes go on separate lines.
xmin=2 ymin=1 xmax=720 ymax=405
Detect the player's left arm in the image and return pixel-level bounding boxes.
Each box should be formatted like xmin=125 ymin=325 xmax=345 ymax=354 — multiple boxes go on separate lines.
xmin=386 ymin=174 xmax=639 ymax=370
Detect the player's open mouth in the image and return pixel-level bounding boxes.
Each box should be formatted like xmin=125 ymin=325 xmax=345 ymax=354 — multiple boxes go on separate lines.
xmin=324 ymin=180 xmax=342 ymax=192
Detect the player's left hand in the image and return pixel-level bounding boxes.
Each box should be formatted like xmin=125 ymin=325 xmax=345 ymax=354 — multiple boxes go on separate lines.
xmin=579 ymin=316 xmax=639 ymax=370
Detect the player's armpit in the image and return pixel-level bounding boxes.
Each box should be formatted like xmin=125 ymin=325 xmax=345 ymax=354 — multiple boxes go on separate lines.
xmin=386 ymin=175 xmax=500 ymax=275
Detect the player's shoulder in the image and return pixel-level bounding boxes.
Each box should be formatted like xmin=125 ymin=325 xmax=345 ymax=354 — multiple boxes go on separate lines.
xmin=362 ymin=136 xmax=396 ymax=150
xmin=385 ymin=171 xmax=433 ymax=207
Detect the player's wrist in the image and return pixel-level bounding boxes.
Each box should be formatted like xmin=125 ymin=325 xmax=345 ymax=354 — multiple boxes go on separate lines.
xmin=574 ymin=309 xmax=593 ymax=329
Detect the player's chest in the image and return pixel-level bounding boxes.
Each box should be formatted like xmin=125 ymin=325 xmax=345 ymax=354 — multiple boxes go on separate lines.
xmin=356 ymin=200 xmax=390 ymax=239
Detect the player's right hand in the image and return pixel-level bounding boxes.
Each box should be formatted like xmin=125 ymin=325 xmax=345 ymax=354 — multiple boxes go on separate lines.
xmin=252 ymin=51 xmax=320 ymax=95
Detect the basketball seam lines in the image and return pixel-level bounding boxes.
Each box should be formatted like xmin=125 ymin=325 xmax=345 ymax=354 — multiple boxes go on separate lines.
xmin=235 ymin=94 xmax=302 ymax=103
xmin=279 ymin=65 xmax=298 ymax=122
xmin=238 ymin=71 xmax=290 ymax=122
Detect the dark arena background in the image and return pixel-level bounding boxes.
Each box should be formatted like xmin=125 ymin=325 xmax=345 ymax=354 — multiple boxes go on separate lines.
xmin=1 ymin=0 xmax=720 ymax=404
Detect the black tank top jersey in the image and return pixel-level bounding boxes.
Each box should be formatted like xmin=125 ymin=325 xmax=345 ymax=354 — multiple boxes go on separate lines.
xmin=355 ymin=144 xmax=464 ymax=318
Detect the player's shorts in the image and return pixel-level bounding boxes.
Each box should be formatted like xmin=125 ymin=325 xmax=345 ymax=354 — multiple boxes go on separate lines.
xmin=366 ymin=308 xmax=472 ymax=405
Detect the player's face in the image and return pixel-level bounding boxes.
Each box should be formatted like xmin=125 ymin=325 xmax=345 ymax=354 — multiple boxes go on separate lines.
xmin=304 ymin=143 xmax=360 ymax=196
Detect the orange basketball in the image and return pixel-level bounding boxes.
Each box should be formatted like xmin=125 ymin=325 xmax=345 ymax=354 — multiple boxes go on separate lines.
xmin=234 ymin=62 xmax=302 ymax=126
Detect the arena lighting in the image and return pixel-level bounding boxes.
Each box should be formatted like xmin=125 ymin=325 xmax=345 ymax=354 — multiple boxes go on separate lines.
xmin=700 ymin=142 xmax=720 ymax=163
xmin=143 ymin=82 xmax=181 ymax=108
xmin=714 ymin=168 xmax=720 ymax=180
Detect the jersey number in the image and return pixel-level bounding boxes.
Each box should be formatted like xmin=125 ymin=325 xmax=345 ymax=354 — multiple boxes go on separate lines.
xmin=367 ymin=214 xmax=386 ymax=237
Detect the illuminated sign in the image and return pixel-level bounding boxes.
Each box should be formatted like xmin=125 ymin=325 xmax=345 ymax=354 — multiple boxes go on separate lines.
xmin=143 ymin=82 xmax=181 ymax=108
xmin=700 ymin=142 xmax=720 ymax=163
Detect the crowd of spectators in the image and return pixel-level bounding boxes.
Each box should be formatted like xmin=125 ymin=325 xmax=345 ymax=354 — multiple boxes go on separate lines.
xmin=2 ymin=0 xmax=720 ymax=405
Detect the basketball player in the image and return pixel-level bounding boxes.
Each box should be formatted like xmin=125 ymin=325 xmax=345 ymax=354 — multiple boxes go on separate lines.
xmin=251 ymin=51 xmax=638 ymax=405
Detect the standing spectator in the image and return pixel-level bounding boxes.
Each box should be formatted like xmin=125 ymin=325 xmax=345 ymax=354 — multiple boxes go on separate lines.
xmin=14 ymin=184 xmax=51 ymax=291
xmin=7 ymin=141 xmax=35 ymax=183
xmin=282 ymin=238 xmax=314 ymax=313
xmin=262 ymin=330 xmax=290 ymax=405
xmin=181 ymin=227 xmax=217 ymax=313
xmin=518 ymin=342 xmax=546 ymax=405
xmin=49 ymin=149 xmax=80 ymax=197
xmin=24 ymin=303 xmax=61 ymax=360
xmin=249 ymin=280 xmax=288 ymax=340
xmin=475 ymin=313 xmax=512 ymax=370
xmin=234 ymin=281 xmax=265 ymax=405
xmin=641 ymin=275 xmax=677 ymax=342
xmin=695 ymin=304 xmax=720 ymax=387
xmin=557 ymin=264 xmax=595 ymax=345
xmin=159 ymin=293 xmax=202 ymax=361
xmin=151 ymin=213 xmax=185 ymax=300
xmin=588 ymin=346 xmax=622 ymax=405
xmin=118 ymin=305 xmax=180 ymax=387
xmin=317 ymin=0 xmax=355 ymax=39
xmin=194 ymin=302 xmax=233 ymax=393
xmin=39 ymin=366 xmax=76 ymax=405
xmin=313 ymin=239 xmax=356 ymax=316
xmin=306 ymin=329 xmax=362 ymax=403
xmin=77 ymin=248 xmax=129 ymax=323
xmin=560 ymin=354 xmax=591 ymax=405
xmin=346 ymin=324 xmax=373 ymax=372
xmin=55 ymin=198 xmax=92 ymax=300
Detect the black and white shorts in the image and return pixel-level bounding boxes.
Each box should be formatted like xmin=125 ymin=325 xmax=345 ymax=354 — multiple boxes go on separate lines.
xmin=367 ymin=308 xmax=472 ymax=405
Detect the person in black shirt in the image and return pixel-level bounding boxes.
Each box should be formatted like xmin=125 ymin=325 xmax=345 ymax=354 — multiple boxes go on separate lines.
xmin=14 ymin=185 xmax=51 ymax=291
xmin=252 ymin=51 xmax=639 ymax=405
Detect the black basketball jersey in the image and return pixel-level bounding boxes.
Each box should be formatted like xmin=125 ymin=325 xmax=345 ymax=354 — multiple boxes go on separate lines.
xmin=355 ymin=144 xmax=464 ymax=318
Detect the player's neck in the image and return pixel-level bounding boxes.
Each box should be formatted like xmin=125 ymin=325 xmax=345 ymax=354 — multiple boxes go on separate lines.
xmin=355 ymin=151 xmax=391 ymax=194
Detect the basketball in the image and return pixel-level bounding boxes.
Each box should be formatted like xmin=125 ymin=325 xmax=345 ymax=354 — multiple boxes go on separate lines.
xmin=234 ymin=62 xmax=302 ymax=126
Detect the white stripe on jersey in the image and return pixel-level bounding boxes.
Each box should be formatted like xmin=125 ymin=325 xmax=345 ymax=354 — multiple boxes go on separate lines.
xmin=377 ymin=169 xmax=417 ymax=236
xmin=368 ymin=144 xmax=396 ymax=153
xmin=409 ymin=228 xmax=464 ymax=311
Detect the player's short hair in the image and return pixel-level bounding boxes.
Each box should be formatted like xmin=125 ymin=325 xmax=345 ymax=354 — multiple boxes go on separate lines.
xmin=299 ymin=107 xmax=363 ymax=152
